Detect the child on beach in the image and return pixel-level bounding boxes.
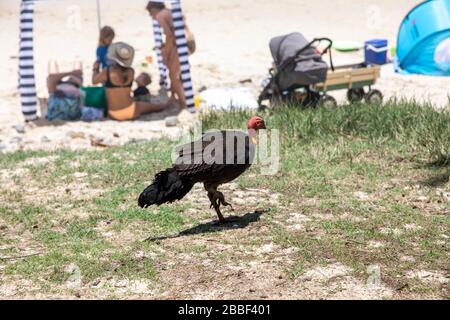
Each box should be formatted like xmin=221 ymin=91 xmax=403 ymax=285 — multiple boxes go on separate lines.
xmin=96 ymin=26 xmax=115 ymax=70
xmin=133 ymin=72 xmax=152 ymax=102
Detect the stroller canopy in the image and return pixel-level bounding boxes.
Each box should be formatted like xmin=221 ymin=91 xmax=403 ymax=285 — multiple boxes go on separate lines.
xmin=397 ymin=0 xmax=450 ymax=76
xmin=270 ymin=32 xmax=316 ymax=65
xmin=269 ymin=32 xmax=328 ymax=89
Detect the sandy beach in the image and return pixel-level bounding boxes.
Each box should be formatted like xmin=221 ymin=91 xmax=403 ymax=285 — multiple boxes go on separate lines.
xmin=1 ymin=0 xmax=449 ymax=153
xmin=0 ymin=1 xmax=449 ymax=301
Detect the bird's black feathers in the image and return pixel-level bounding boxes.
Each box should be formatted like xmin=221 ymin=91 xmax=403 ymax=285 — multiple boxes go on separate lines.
xmin=138 ymin=130 xmax=254 ymax=209
xmin=138 ymin=168 xmax=194 ymax=208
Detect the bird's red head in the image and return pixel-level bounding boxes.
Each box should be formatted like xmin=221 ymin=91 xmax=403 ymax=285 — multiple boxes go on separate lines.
xmin=247 ymin=116 xmax=266 ymax=130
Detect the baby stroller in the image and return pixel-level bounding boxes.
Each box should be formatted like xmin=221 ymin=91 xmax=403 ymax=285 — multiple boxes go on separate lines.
xmin=258 ymin=32 xmax=335 ymax=109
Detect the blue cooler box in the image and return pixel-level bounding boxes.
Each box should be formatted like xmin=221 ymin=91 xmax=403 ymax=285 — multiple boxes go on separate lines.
xmin=365 ymin=39 xmax=388 ymax=65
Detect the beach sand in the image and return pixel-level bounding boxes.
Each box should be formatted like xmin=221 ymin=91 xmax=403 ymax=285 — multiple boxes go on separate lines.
xmin=1 ymin=0 xmax=449 ymax=152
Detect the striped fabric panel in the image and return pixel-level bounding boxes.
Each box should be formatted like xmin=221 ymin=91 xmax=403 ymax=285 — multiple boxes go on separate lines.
xmin=152 ymin=18 xmax=169 ymax=89
xmin=171 ymin=0 xmax=195 ymax=110
xmin=19 ymin=0 xmax=37 ymax=120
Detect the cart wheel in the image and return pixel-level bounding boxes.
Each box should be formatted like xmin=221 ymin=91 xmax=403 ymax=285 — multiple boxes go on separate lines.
xmin=320 ymin=95 xmax=337 ymax=109
xmin=365 ymin=89 xmax=383 ymax=105
xmin=347 ymin=88 xmax=365 ymax=103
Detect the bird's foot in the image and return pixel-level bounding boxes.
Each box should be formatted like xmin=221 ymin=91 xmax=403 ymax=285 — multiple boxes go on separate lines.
xmin=208 ymin=190 xmax=235 ymax=222
xmin=220 ymin=200 xmax=234 ymax=211
xmin=209 ymin=200 xmax=233 ymax=212
xmin=217 ymin=191 xmax=234 ymax=211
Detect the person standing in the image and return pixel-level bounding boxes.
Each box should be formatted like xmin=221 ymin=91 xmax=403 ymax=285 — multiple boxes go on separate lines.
xmin=96 ymin=26 xmax=115 ymax=70
xmin=146 ymin=1 xmax=195 ymax=110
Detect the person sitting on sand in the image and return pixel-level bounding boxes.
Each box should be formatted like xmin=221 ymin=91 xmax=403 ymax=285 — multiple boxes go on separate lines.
xmin=134 ymin=72 xmax=152 ymax=102
xmin=92 ymin=42 xmax=171 ymax=121
xmin=96 ymin=26 xmax=115 ymax=70
xmin=46 ymin=66 xmax=84 ymax=121
xmin=146 ymin=1 xmax=195 ymax=110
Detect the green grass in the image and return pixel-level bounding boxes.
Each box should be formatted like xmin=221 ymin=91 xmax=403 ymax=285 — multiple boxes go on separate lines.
xmin=202 ymin=100 xmax=449 ymax=295
xmin=0 ymin=100 xmax=448 ymax=298
xmin=202 ymin=99 xmax=450 ymax=165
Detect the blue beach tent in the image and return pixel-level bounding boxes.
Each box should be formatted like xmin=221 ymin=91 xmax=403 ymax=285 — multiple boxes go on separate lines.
xmin=397 ymin=0 xmax=450 ymax=76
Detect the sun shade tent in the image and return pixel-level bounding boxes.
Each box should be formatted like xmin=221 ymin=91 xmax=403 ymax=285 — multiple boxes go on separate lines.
xmin=269 ymin=32 xmax=328 ymax=91
xmin=397 ymin=0 xmax=450 ymax=76
xmin=18 ymin=0 xmax=195 ymax=121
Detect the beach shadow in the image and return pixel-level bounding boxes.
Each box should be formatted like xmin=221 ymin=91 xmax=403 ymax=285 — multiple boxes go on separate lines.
xmin=419 ymin=171 xmax=450 ymax=188
xmin=36 ymin=108 xmax=180 ymax=127
xmin=26 ymin=117 xmax=67 ymax=128
xmin=137 ymin=104 xmax=182 ymax=122
xmin=34 ymin=92 xmax=182 ymax=126
xmin=414 ymin=157 xmax=450 ymax=170
xmin=127 ymin=92 xmax=183 ymax=122
xmin=145 ymin=209 xmax=268 ymax=242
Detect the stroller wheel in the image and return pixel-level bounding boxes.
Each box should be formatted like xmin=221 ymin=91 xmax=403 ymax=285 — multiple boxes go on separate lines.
xmin=347 ymin=88 xmax=365 ymax=103
xmin=320 ymin=95 xmax=338 ymax=109
xmin=258 ymin=104 xmax=268 ymax=112
xmin=365 ymin=89 xmax=383 ymax=105
xmin=289 ymin=90 xmax=320 ymax=108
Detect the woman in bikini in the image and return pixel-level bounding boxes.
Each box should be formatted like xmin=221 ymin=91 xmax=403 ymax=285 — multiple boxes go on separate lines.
xmin=92 ymin=42 xmax=170 ymax=121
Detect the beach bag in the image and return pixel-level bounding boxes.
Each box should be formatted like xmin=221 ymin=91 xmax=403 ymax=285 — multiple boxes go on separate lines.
xmin=46 ymin=96 xmax=82 ymax=121
xmin=81 ymin=86 xmax=107 ymax=113
xmin=81 ymin=107 xmax=104 ymax=122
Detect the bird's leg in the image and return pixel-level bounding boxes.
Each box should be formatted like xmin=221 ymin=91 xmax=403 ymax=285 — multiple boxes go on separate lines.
xmin=207 ymin=191 xmax=214 ymax=209
xmin=206 ymin=185 xmax=236 ymax=223
xmin=213 ymin=190 xmax=239 ymax=223
xmin=207 ymin=190 xmax=225 ymax=222
xmin=215 ymin=206 xmax=226 ymax=223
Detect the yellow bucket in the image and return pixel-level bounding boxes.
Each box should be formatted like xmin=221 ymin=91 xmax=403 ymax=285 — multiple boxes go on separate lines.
xmin=194 ymin=95 xmax=201 ymax=109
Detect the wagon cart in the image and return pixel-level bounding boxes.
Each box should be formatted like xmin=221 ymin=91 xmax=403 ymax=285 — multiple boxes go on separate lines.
xmin=312 ymin=63 xmax=383 ymax=108
xmin=258 ymin=33 xmax=384 ymax=110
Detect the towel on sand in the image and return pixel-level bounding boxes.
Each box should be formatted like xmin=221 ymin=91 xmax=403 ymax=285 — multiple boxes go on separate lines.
xmin=200 ymin=87 xmax=258 ymax=110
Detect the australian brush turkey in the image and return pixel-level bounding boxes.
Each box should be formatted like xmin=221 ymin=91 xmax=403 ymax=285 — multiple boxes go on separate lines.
xmin=138 ymin=116 xmax=266 ymax=222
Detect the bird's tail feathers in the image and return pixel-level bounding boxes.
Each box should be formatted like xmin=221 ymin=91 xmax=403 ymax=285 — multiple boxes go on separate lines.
xmin=138 ymin=169 xmax=193 ymax=208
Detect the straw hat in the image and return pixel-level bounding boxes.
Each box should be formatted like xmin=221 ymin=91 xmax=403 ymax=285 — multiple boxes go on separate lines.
xmin=107 ymin=42 xmax=135 ymax=68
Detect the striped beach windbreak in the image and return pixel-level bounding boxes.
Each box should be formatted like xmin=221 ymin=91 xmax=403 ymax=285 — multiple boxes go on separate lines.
xmin=17 ymin=0 xmax=196 ymax=121
xmin=170 ymin=0 xmax=195 ymax=111
xmin=152 ymin=18 xmax=169 ymax=89
xmin=19 ymin=0 xmax=38 ymax=121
